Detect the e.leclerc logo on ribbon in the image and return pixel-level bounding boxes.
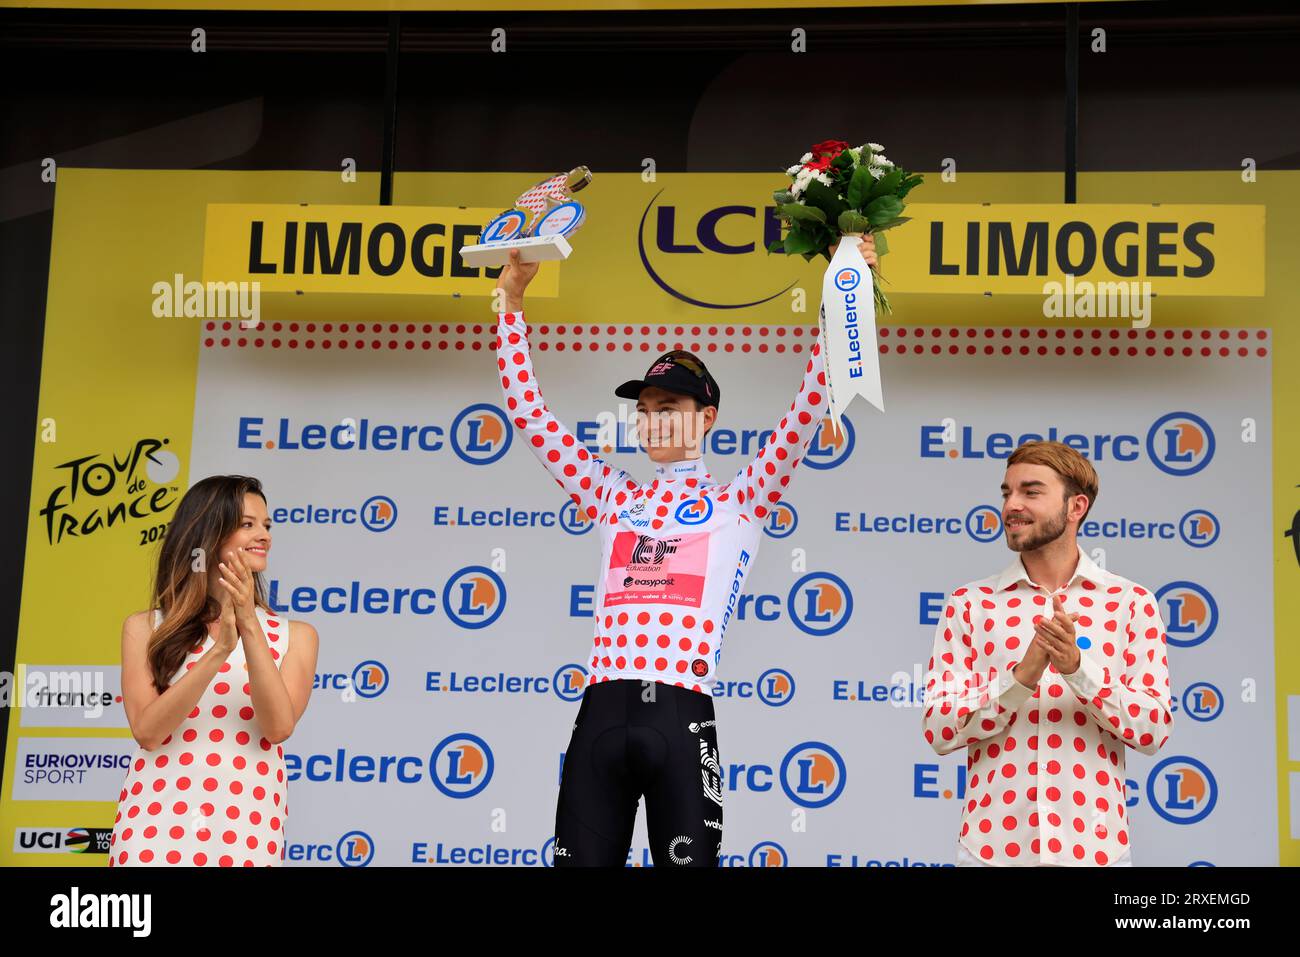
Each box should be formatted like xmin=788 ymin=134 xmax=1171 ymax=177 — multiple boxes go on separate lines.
xmin=819 ymin=237 xmax=884 ymax=437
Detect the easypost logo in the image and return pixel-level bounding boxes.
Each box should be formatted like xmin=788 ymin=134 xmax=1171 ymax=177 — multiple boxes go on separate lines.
xmin=429 ymin=733 xmax=494 ymax=799
xmin=552 ymin=664 xmax=588 ymax=702
xmin=1179 ymin=682 xmax=1224 ymax=722
xmin=1146 ymin=756 xmax=1217 ymax=825
xmin=451 ymin=403 xmax=512 ymax=465
xmin=559 ymin=498 xmax=594 ymax=535
xmin=966 ymin=505 xmax=1003 ymax=543
xmin=1178 ymin=510 xmax=1220 ymax=548
xmin=442 ymin=566 xmax=506 ymax=629
xmin=780 ymin=742 xmax=846 ymax=808
xmin=675 ymin=496 xmax=713 ymax=525
xmin=787 ymin=573 xmax=853 ymax=637
xmin=804 ymin=416 xmax=854 ymax=470
xmin=763 ymin=502 xmax=798 ymax=539
xmin=1157 ymin=581 xmax=1218 ymax=648
xmin=1146 ymin=412 xmax=1215 ymax=476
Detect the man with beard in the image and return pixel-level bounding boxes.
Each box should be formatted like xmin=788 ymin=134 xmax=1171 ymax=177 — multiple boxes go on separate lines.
xmin=921 ymin=440 xmax=1173 ymax=866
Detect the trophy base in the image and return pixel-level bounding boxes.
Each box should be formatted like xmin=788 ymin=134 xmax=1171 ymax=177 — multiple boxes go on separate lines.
xmin=460 ymin=234 xmax=573 ymax=268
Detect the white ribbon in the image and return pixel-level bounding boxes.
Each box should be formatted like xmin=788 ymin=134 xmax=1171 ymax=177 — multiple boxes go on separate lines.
xmin=818 ymin=235 xmax=885 ymax=439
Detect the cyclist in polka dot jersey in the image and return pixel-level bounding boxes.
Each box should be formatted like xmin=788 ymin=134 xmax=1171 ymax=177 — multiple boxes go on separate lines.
xmin=922 ymin=441 xmax=1172 ymax=867
xmin=494 ymin=239 xmax=875 ymax=865
xmin=111 ymin=476 xmax=318 ymax=867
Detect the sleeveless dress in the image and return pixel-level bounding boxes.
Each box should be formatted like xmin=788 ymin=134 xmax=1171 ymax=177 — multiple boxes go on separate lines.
xmin=109 ymin=605 xmax=290 ymax=867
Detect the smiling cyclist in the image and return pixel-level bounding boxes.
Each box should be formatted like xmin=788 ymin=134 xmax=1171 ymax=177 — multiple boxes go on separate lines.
xmin=492 ymin=236 xmax=875 ymax=867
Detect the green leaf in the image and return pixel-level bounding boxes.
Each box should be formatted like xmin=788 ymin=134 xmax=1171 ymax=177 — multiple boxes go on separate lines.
xmin=782 ymin=230 xmax=817 ymax=256
xmin=772 ymin=189 xmax=795 ymax=205
xmin=846 ymin=165 xmax=876 ymax=208
xmin=777 ymin=202 xmax=827 ymax=224
xmin=866 ymin=195 xmax=904 ymax=225
xmin=867 ymin=167 xmax=903 ymax=200
xmin=766 ymin=239 xmax=785 ymax=255
xmin=873 ymin=231 xmax=889 ymax=256
xmin=837 ymin=210 xmax=871 ymax=234
xmin=870 ymin=215 xmax=912 ymax=233
xmin=801 ymin=178 xmax=849 ymax=222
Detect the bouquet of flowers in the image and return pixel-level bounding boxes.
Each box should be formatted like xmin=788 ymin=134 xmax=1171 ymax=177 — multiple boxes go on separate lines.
xmin=768 ymin=139 xmax=923 ymax=313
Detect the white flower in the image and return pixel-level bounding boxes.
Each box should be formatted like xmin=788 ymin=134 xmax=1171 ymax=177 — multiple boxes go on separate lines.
xmin=800 ymin=152 xmax=813 ymax=163
xmin=866 ymin=142 xmax=885 ymax=152
xmin=786 ymin=164 xmax=803 ymax=176
xmin=868 ymin=166 xmax=885 ymax=180
xmin=813 ymin=171 xmax=834 ymax=187
xmin=874 ymin=155 xmax=894 ymax=168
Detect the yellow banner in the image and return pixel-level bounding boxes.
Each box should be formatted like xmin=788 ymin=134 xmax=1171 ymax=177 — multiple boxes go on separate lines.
xmin=890 ymin=203 xmax=1265 ymax=296
xmin=202 ymin=203 xmax=561 ymax=297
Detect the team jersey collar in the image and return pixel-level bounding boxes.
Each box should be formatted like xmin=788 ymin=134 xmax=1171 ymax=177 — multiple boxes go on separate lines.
xmin=995 ymin=543 xmax=1107 ymax=593
xmin=652 ymin=456 xmax=713 ymax=485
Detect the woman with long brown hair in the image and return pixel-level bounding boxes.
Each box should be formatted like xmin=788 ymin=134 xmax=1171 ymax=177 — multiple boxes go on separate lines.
xmin=109 ymin=475 xmax=318 ymax=867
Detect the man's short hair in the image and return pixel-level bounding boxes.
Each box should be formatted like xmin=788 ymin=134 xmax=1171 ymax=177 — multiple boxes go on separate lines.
xmin=1007 ymin=440 xmax=1099 ymax=521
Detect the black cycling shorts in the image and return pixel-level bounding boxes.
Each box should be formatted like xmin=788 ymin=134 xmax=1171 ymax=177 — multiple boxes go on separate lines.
xmin=553 ymin=678 xmax=724 ymax=867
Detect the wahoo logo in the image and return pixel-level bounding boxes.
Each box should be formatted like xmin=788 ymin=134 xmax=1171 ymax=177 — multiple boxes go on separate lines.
xmin=429 ymin=733 xmax=494 ymax=799
xmin=559 ymin=498 xmax=594 ymax=535
xmin=1178 ymin=509 xmax=1220 ymax=548
xmin=1180 ymin=682 xmax=1224 ymax=722
xmin=442 ymin=566 xmax=506 ymax=630
xmin=1146 ymin=412 xmax=1215 ymax=477
xmin=764 ymin=502 xmax=798 ymax=539
xmin=1146 ymin=756 xmax=1217 ymax=825
xmin=1157 ymin=581 xmax=1218 ymax=648
xmin=966 ymin=505 xmax=1003 ymax=543
xmin=804 ymin=416 xmax=854 ymax=470
xmin=780 ymin=741 xmax=846 ymax=809
xmin=748 ymin=841 xmax=789 ymax=867
xmin=360 ymin=495 xmax=397 ymax=532
xmin=787 ymin=572 xmax=852 ymax=637
xmin=552 ymin=664 xmax=588 ymax=702
xmin=337 ymin=830 xmax=376 ymax=867
xmin=757 ymin=667 xmax=796 ymax=707
xmin=451 ymin=403 xmax=512 ymax=465
xmin=676 ymin=497 xmax=713 ymax=525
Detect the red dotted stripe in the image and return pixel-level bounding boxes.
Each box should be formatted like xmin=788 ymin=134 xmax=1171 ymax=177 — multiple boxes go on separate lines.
xmin=200 ymin=321 xmax=1269 ymax=358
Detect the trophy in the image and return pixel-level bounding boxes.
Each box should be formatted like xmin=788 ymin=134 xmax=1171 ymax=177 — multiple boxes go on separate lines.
xmin=459 ymin=166 xmax=592 ymax=268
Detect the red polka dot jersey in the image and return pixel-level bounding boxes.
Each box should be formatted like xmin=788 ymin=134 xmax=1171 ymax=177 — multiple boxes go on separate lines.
xmin=109 ymin=606 xmax=289 ymax=867
xmin=921 ymin=546 xmax=1173 ymax=866
xmin=496 ymin=309 xmax=829 ymax=695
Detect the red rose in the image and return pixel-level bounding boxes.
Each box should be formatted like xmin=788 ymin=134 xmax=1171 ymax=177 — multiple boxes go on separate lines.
xmin=810 ymin=139 xmax=852 ymax=159
xmin=804 ymin=156 xmax=833 ymax=172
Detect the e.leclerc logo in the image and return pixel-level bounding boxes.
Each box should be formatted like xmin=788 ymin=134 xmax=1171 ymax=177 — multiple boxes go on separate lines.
xmin=442 ymin=566 xmax=507 ymax=629
xmin=920 ymin=411 xmax=1215 ymax=476
xmin=763 ymin=501 xmax=798 ymax=539
xmin=780 ymin=742 xmax=846 ymax=808
xmin=1156 ymin=581 xmax=1218 ymax=648
xmin=1146 ymin=756 xmax=1217 ymax=825
xmin=430 ymin=733 xmax=494 ymax=799
xmin=787 ymin=573 xmax=853 ymax=637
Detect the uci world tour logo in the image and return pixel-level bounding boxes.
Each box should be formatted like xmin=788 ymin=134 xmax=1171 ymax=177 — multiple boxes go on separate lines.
xmin=780 ymin=742 xmax=846 ymax=809
xmin=559 ymin=497 xmax=593 ymax=535
xmin=443 ymin=566 xmax=506 ymax=629
xmin=1178 ymin=509 xmax=1220 ymax=548
xmin=966 ymin=505 xmax=1003 ymax=543
xmin=764 ymin=502 xmax=798 ymax=539
xmin=1147 ymin=412 xmax=1215 ymax=477
xmin=804 ymin=416 xmax=854 ymax=470
xmin=1146 ymin=756 xmax=1217 ymax=825
xmin=676 ymin=497 xmax=713 ymax=525
xmin=787 ymin=572 xmax=853 ymax=637
xmin=430 ymin=733 xmax=494 ymax=799
xmin=336 ymin=830 xmax=375 ymax=867
xmin=360 ymin=495 xmax=397 ymax=532
xmin=1156 ymin=581 xmax=1218 ymax=648
xmin=1180 ymin=682 xmax=1223 ymax=722
xmin=451 ymin=403 xmax=511 ymax=465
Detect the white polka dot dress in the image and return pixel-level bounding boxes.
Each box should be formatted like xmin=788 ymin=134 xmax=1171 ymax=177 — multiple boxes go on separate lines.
xmin=109 ymin=605 xmax=290 ymax=867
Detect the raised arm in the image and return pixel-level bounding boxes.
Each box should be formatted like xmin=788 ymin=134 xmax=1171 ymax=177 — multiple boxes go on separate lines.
xmin=493 ymin=250 xmax=631 ymax=522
